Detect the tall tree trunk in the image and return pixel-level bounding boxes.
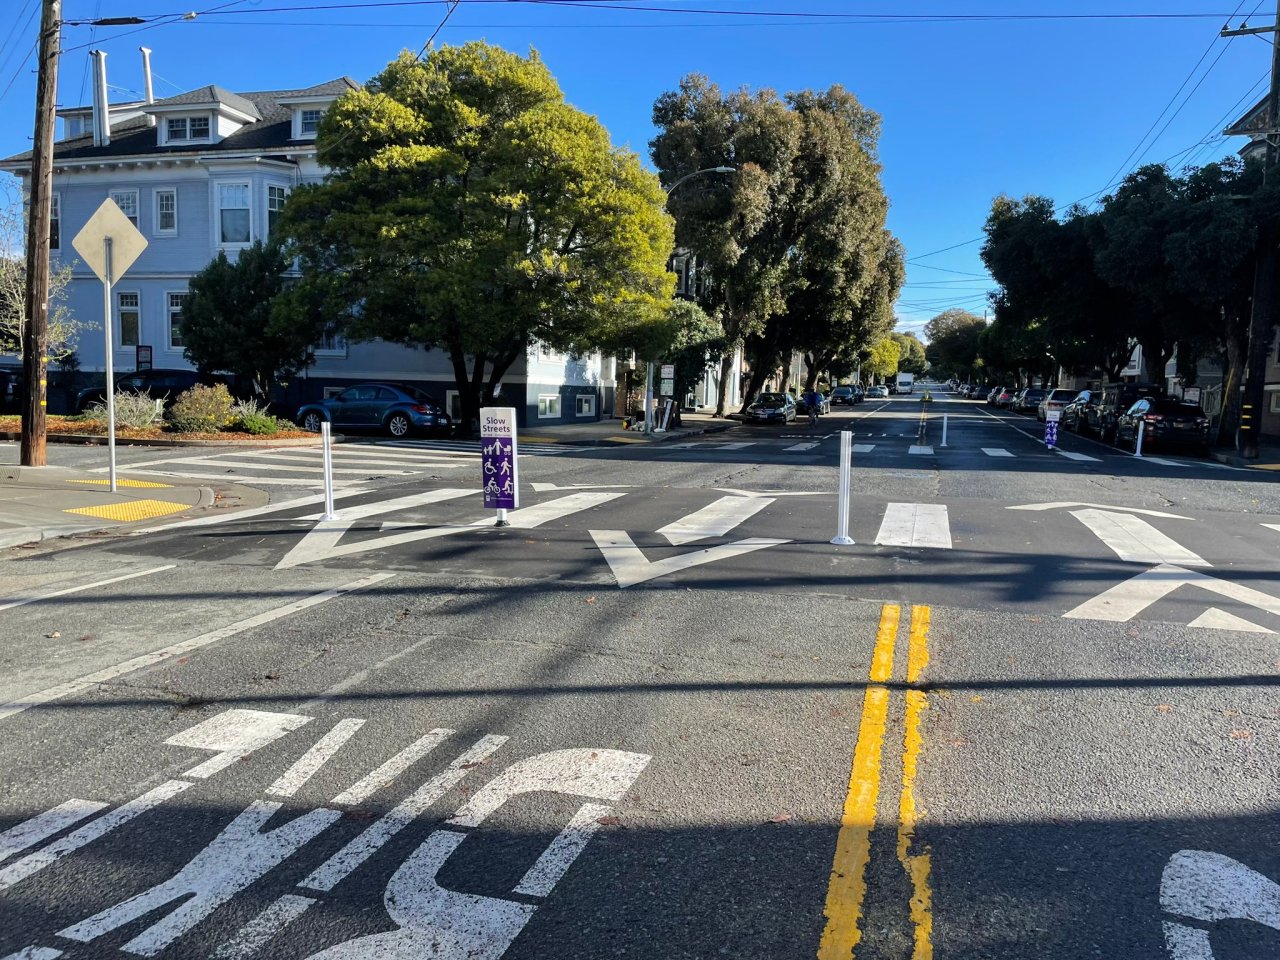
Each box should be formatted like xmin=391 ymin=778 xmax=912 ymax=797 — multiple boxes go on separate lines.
xmin=714 ymin=347 xmax=735 ymax=417
xmin=448 ymin=343 xmax=481 ymax=436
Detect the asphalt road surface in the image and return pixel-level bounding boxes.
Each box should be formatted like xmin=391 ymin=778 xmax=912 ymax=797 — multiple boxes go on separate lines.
xmin=2 ymin=391 xmax=1278 ymax=960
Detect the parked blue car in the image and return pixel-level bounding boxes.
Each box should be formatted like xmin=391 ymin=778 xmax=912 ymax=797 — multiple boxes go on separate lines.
xmin=295 ymin=382 xmax=453 ymax=437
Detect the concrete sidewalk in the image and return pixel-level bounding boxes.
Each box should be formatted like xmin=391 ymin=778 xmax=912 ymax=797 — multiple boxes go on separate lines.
xmin=518 ymin=412 xmax=737 ymax=446
xmin=1211 ymin=440 xmax=1280 ymax=471
xmin=0 ymin=464 xmax=262 ymax=551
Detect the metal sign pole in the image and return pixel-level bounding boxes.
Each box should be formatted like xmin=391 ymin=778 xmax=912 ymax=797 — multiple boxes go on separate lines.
xmin=320 ymin=421 xmax=337 ymax=520
xmin=103 ymin=236 xmax=117 ymax=493
xmin=831 ymin=429 xmax=854 ymax=545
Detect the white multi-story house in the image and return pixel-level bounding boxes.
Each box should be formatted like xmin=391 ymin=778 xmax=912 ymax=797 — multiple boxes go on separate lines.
xmin=0 ymin=52 xmax=616 ymax=427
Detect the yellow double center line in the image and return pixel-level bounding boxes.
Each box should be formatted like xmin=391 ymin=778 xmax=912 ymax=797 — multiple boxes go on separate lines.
xmin=817 ymin=603 xmax=933 ymax=960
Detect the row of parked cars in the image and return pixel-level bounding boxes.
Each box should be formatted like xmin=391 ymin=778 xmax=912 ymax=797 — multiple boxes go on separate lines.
xmin=958 ymin=381 xmax=1211 ymax=455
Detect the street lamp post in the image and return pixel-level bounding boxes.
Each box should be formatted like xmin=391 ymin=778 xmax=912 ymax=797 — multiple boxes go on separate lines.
xmin=643 ymin=166 xmax=735 ymax=433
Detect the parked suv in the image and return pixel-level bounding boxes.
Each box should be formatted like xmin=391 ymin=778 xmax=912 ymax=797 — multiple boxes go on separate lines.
xmin=1088 ymin=382 xmax=1163 ymax=444
xmin=296 ymin=382 xmax=453 ymax=437
xmin=1062 ymin=390 xmax=1098 ymax=433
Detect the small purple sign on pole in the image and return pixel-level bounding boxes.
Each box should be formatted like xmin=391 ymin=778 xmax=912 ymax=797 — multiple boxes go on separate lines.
xmin=1044 ymin=411 xmax=1060 ymax=449
xmin=481 ymin=407 xmax=519 ymax=523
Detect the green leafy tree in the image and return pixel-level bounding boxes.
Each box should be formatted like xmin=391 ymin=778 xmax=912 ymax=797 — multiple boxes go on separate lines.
xmin=923 ymin=308 xmax=986 ymax=380
xmin=280 ymin=44 xmax=675 ymax=431
xmin=892 ymin=331 xmax=927 ymax=374
xmin=644 ymin=299 xmax=724 ymax=427
xmin=182 ymin=241 xmax=321 ymax=397
xmin=1 ymin=182 xmax=86 ymax=359
xmin=866 ymin=336 xmax=900 ymax=380
xmin=652 ymin=75 xmax=803 ymax=415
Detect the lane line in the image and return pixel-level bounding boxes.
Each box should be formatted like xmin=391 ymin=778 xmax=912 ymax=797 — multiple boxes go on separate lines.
xmin=168 ymin=459 xmax=423 ymax=476
xmin=817 ymin=603 xmax=899 ymax=959
xmin=0 ymin=566 xmax=175 ymax=614
xmin=1070 ymin=508 xmax=1209 ymax=567
xmin=657 ymin=496 xmax=773 ymax=545
xmin=875 ymin=504 xmax=952 ymax=550
xmin=265 ymin=718 xmax=367 ymax=798
xmin=0 ymin=574 xmax=394 ymax=722
xmin=899 ymin=606 xmax=934 ymax=960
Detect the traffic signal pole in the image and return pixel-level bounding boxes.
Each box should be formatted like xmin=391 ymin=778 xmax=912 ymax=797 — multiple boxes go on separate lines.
xmin=20 ymin=0 xmax=61 ymax=467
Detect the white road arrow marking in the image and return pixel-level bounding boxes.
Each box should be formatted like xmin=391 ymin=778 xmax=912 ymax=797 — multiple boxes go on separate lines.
xmin=1161 ymin=850 xmax=1280 ymax=959
xmin=1070 ymin=508 xmax=1209 ymax=567
xmin=1187 ymin=607 xmax=1273 ymax=634
xmin=1009 ymin=501 xmax=1191 ymax=519
xmin=657 ymin=496 xmax=772 ymax=545
xmin=166 ymin=709 xmax=312 ymax=779
xmin=874 ymin=503 xmax=952 ymax=549
xmin=590 ymin=531 xmax=788 ymax=588
xmin=1064 ymin=563 xmax=1280 ymax=623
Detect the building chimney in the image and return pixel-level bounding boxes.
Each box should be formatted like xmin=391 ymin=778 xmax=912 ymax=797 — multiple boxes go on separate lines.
xmin=89 ymin=51 xmax=103 ymax=146
xmin=92 ymin=50 xmax=111 ymax=146
xmin=140 ymin=47 xmax=155 ymax=127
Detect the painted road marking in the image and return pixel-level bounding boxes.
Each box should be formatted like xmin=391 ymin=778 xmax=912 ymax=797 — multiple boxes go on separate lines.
xmin=908 ymin=445 xmax=933 ymax=455
xmin=1187 ymin=607 xmax=1273 ymax=634
xmin=1161 ymin=850 xmax=1280 ymax=958
xmin=266 ymin=718 xmax=367 ymax=798
xmin=981 ymin=447 xmax=1014 ymax=458
xmin=168 ymin=709 xmax=312 ymax=779
xmin=1009 ymin=501 xmax=1191 ymax=519
xmin=818 ymin=604 xmax=898 ymax=959
xmin=656 ymin=496 xmax=773 ymax=545
xmin=213 ymin=894 xmax=317 ymax=960
xmin=1064 ymin=563 xmax=1280 ymax=623
xmin=330 ymin=729 xmax=454 ymax=807
xmin=786 ymin=442 xmax=820 ymax=452
xmin=0 ymin=800 xmax=107 ymax=864
xmin=303 ymin=733 xmax=509 ymax=892
xmin=899 ymin=606 xmax=933 ymax=960
xmin=1055 ymin=449 xmax=1101 ymax=462
xmin=1138 ymin=456 xmax=1190 ymax=467
xmin=716 ymin=441 xmax=756 ymax=450
xmin=590 ymin=532 xmax=788 ymax=588
xmin=1264 ymin=523 xmax=1280 ymax=535
xmin=0 ymin=574 xmax=393 ymax=722
xmin=853 ymin=444 xmax=876 ymax=454
xmin=136 ymin=489 xmax=373 ymax=533
xmin=1070 ymin=508 xmax=1209 ymax=567
xmin=875 ymin=503 xmax=953 ymax=550
xmin=0 ymin=565 xmax=175 ymax=614
xmin=177 ymin=459 xmax=423 ymax=476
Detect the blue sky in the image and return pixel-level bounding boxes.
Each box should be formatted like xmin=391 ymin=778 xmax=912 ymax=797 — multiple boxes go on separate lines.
xmin=0 ymin=1 xmax=1271 ymax=336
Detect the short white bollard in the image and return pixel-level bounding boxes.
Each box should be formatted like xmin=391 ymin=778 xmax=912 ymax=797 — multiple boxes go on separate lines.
xmin=831 ymin=430 xmax=855 ymax=545
xmin=940 ymin=414 xmax=949 ymax=448
xmin=320 ymin=421 xmax=338 ymax=521
xmin=1134 ymin=420 xmax=1145 ymax=458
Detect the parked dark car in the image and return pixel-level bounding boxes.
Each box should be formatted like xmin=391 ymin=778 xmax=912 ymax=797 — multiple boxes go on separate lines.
xmin=744 ymin=392 xmax=796 ymax=424
xmin=830 ymin=385 xmax=858 ymax=406
xmin=1114 ymin=397 xmax=1211 ymax=455
xmin=295 ymin=382 xmax=452 ymax=437
xmin=1087 ymin=382 xmax=1163 ymax=444
xmin=1013 ymin=388 xmax=1047 ymax=414
xmin=986 ymin=386 xmax=1004 ymax=405
xmin=74 ymin=368 xmax=218 ymax=414
xmin=0 ymin=364 xmax=23 ymax=413
xmin=1062 ymin=390 xmax=1098 ymax=433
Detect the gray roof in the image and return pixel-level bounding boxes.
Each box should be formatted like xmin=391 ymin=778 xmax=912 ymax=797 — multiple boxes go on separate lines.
xmin=147 ymin=84 xmax=262 ymax=119
xmin=2 ymin=77 xmax=360 ymax=165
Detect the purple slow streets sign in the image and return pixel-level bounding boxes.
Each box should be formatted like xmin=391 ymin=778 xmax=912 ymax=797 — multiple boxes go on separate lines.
xmin=480 ymin=407 xmax=520 ymax=512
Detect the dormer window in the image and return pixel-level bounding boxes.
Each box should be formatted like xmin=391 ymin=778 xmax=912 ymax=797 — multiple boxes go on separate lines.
xmin=300 ymin=109 xmax=323 ymax=136
xmin=166 ymin=115 xmax=210 ymax=142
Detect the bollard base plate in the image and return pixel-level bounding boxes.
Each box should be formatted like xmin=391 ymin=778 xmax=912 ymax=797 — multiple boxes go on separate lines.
xmin=830 ymin=536 xmax=855 ymax=546
xmin=495 ymin=519 xmax=511 ymax=527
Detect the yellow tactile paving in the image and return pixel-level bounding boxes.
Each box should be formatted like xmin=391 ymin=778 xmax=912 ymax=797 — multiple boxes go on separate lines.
xmin=63 ymin=499 xmax=189 ymax=522
xmin=66 ymin=478 xmax=173 ymax=488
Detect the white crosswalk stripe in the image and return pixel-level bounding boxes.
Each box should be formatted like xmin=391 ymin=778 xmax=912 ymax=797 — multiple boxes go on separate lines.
xmin=1054 ymin=450 xmax=1101 ymax=462
xmin=982 ymin=448 xmax=1014 ymax=458
xmin=874 ymin=503 xmax=952 ymax=549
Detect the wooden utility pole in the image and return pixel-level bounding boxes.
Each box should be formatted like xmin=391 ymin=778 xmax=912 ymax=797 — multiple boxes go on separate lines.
xmin=1224 ymin=0 xmax=1280 ymax=458
xmin=20 ymin=0 xmax=60 ymax=467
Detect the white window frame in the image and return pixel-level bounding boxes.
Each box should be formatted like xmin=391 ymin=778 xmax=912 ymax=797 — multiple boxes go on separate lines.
xmin=299 ymin=108 xmax=323 ymax=137
xmin=1270 ymin=389 xmax=1280 ymax=414
xmin=165 ymin=114 xmax=211 ymax=143
xmin=216 ymin=181 xmax=252 ymax=248
xmin=166 ymin=291 xmax=188 ymax=351
xmin=154 ymin=188 xmax=178 ymax=236
xmin=313 ymin=325 xmax=347 ymax=358
xmin=575 ymin=394 xmax=596 ymax=417
xmin=267 ymin=184 xmax=288 ymax=236
xmin=537 ymin=394 xmax=562 ymax=419
xmin=49 ymin=191 xmax=60 ymax=251
xmin=116 ymin=290 xmax=141 ymax=348
xmin=109 ymin=188 xmax=139 ymax=227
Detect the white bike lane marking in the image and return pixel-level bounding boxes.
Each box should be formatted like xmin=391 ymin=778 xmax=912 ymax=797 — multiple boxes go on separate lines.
xmin=1161 ymin=850 xmax=1280 ymax=958
xmin=2 ymin=709 xmax=653 ymax=960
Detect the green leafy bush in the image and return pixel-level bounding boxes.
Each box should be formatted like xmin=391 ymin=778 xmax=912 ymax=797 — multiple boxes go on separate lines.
xmin=166 ymin=383 xmax=233 ymax=434
xmin=85 ymin=390 xmax=159 ymax=429
xmin=229 ymin=398 xmax=283 ymax=435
